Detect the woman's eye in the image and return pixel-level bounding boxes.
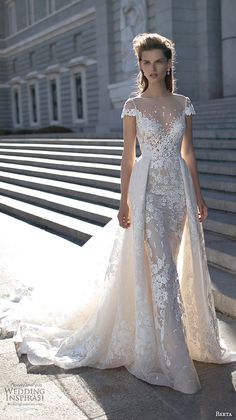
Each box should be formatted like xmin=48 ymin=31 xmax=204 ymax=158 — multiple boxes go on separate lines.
xmin=143 ymin=61 xmax=163 ymax=64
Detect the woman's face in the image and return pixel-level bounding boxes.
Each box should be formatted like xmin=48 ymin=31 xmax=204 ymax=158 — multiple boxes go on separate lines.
xmin=140 ymin=49 xmax=171 ymax=83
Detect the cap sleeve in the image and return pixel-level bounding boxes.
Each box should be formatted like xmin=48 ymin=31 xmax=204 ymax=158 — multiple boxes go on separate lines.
xmin=184 ymin=96 xmax=196 ymax=116
xmin=121 ymin=98 xmax=137 ymax=119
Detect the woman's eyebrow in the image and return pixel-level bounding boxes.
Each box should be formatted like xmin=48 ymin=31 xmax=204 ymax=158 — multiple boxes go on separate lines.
xmin=143 ymin=59 xmax=164 ymax=62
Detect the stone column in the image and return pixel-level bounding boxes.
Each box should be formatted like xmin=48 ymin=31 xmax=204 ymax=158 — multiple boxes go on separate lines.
xmin=221 ymin=0 xmax=236 ymax=97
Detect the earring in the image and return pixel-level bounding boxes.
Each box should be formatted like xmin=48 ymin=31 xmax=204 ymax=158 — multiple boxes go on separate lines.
xmin=167 ymin=68 xmax=171 ymax=75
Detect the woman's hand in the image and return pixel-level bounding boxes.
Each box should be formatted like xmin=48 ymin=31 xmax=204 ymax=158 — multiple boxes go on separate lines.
xmin=197 ymin=195 xmax=208 ymax=223
xmin=117 ymin=200 xmax=131 ymax=229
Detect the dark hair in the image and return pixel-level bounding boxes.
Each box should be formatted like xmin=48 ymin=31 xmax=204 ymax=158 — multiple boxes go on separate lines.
xmin=132 ymin=32 xmax=177 ymax=95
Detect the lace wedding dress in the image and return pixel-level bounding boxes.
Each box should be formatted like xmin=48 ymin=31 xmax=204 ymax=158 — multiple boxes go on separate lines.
xmin=1 ymin=93 xmax=236 ymax=395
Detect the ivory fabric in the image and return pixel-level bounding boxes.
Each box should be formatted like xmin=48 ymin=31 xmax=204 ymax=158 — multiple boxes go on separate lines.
xmin=1 ymin=93 xmax=236 ymax=395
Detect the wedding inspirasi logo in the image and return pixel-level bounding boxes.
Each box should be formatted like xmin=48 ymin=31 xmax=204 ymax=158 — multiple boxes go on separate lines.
xmin=5 ymin=383 xmax=45 ymax=405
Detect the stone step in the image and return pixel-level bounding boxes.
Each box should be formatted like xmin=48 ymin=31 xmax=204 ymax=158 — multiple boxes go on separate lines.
xmin=205 ymin=209 xmax=236 ymax=237
xmin=193 ymin=123 xmax=236 ymax=129
xmin=195 ymin=101 xmax=236 ymax=111
xmin=209 ymin=264 xmax=236 ymax=318
xmin=0 ymin=162 xmax=121 ymax=192
xmin=192 ymin=128 xmax=236 ymax=138
xmin=195 ymin=110 xmax=236 ymax=117
xmin=0 ymin=139 xmax=124 ymax=146
xmin=195 ymin=110 xmax=236 ymax=116
xmin=205 ymin=231 xmax=236 ymax=273
xmin=202 ymin=189 xmax=236 ymax=213
xmin=0 ymin=144 xmax=124 ymax=155
xmin=0 ymin=195 xmax=102 ymax=245
xmin=195 ymin=149 xmax=236 ymax=161
xmin=193 ymin=139 xmax=236 ymax=149
xmin=0 ymin=181 xmax=117 ymax=225
xmin=194 ymin=120 xmax=236 ymax=126
xmin=196 ymin=96 xmax=236 ymax=102
xmin=194 ymin=122 xmax=236 ymax=127
xmin=0 ymin=155 xmax=121 ymax=177
xmin=0 ymin=149 xmax=122 ymax=164
xmin=0 ymin=170 xmax=120 ymax=208
xmin=193 ymin=113 xmax=236 ymax=119
xmin=197 ymin=161 xmax=236 ymax=176
xmin=0 ymin=132 xmax=124 ymax=139
xmin=195 ymin=114 xmax=236 ymax=119
xmin=193 ymin=120 xmax=236 ymax=125
xmin=199 ymin=173 xmax=236 ymax=192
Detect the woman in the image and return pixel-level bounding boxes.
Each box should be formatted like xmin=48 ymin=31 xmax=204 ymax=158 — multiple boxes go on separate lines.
xmin=1 ymin=32 xmax=236 ymax=395
xmin=116 ymin=32 xmax=236 ymax=393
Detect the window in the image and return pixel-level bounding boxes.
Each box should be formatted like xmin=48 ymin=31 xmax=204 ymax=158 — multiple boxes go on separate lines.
xmin=12 ymin=58 xmax=18 ymax=73
xmin=29 ymin=51 xmax=35 ymax=68
xmin=28 ymin=80 xmax=40 ymax=126
xmin=50 ymin=79 xmax=58 ymax=121
xmin=49 ymin=43 xmax=57 ymax=61
xmin=8 ymin=1 xmax=17 ymax=35
xmin=11 ymin=85 xmax=22 ymax=127
xmin=47 ymin=75 xmax=61 ymax=124
xmin=70 ymin=66 xmax=87 ymax=124
xmin=74 ymin=72 xmax=83 ymax=119
xmin=14 ymin=90 xmax=20 ymax=125
xmin=26 ymin=0 xmax=35 ymax=26
xmin=73 ymin=33 xmax=82 ymax=53
xmin=30 ymin=84 xmax=37 ymax=123
xmin=46 ymin=0 xmax=56 ymax=15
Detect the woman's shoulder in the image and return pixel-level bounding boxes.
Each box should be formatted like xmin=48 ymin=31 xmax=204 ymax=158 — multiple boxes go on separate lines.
xmin=124 ymin=96 xmax=138 ymax=103
xmin=173 ymin=93 xmax=186 ymax=99
xmin=172 ymin=93 xmax=195 ymax=109
xmin=171 ymin=93 xmax=191 ymax=105
xmin=175 ymin=93 xmax=195 ymax=104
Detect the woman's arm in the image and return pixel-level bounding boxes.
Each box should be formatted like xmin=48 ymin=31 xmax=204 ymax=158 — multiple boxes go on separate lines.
xmin=181 ymin=115 xmax=208 ymax=222
xmin=117 ymin=114 xmax=136 ymax=228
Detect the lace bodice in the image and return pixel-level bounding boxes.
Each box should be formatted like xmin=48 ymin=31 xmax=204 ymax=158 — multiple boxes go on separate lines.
xmin=121 ymin=94 xmax=196 ymax=161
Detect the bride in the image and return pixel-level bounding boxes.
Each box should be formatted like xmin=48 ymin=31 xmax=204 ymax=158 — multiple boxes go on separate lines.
xmin=1 ymin=32 xmax=236 ymax=395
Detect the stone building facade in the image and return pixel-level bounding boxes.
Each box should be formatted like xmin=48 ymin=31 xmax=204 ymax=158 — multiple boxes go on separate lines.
xmin=0 ymin=0 xmax=235 ymax=135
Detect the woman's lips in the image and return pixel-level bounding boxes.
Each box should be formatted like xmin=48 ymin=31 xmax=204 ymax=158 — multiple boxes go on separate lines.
xmin=150 ymin=73 xmax=157 ymax=77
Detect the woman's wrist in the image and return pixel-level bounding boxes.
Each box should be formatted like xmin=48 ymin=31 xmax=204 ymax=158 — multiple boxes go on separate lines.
xmin=195 ymin=188 xmax=203 ymax=201
xmin=120 ymin=195 xmax=128 ymax=205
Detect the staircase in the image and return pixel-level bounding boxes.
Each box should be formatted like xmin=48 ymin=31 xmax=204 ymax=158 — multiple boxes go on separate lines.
xmin=0 ymin=96 xmax=235 ymax=315
xmin=192 ymin=96 xmax=236 ymax=129
xmin=0 ymin=138 xmax=124 ymax=245
xmin=192 ymin=96 xmax=236 ymax=317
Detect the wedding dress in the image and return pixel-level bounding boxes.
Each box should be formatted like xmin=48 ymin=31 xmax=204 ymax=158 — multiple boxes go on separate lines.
xmin=1 ymin=93 xmax=236 ymax=395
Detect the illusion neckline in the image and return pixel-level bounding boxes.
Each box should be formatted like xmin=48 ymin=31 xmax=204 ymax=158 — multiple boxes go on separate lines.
xmin=138 ymin=93 xmax=175 ymax=99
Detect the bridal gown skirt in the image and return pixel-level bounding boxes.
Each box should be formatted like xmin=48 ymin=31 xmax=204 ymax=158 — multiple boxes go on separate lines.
xmin=1 ymin=152 xmax=236 ymax=395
